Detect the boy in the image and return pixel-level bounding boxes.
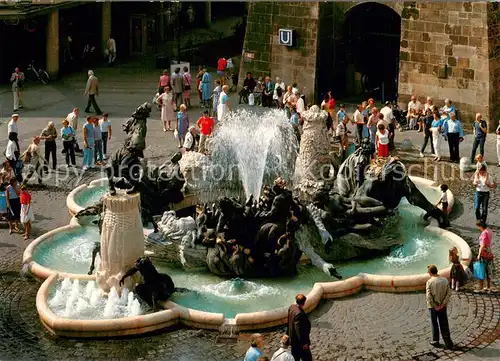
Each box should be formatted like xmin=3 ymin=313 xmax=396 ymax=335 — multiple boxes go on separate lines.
xmin=197 ymin=110 xmax=214 ymax=154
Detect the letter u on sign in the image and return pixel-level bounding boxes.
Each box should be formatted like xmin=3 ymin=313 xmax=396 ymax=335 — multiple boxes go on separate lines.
xmin=279 ymin=29 xmax=293 ymax=46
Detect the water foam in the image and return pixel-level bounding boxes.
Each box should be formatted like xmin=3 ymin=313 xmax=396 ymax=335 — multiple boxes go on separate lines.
xmin=210 ymin=109 xmax=298 ymax=199
xmin=198 ymin=278 xmax=280 ymax=301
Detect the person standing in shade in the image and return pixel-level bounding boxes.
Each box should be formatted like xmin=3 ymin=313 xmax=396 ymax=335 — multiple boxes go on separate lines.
xmin=420 ymin=109 xmax=435 ymax=158
xmin=60 ymin=120 xmax=76 ymax=167
xmin=367 ymin=107 xmax=379 ymax=145
xmin=443 ymin=112 xmax=464 ymax=163
xmin=93 ymin=117 xmax=104 ymax=166
xmin=82 ymin=116 xmax=95 ymax=171
xmin=176 ymin=104 xmax=189 ymax=148
xmin=200 ymin=68 xmax=212 ymax=109
xmin=470 ymin=113 xmax=488 ymax=163
xmin=182 ymin=66 xmax=192 ymax=108
xmin=271 ymin=335 xmax=295 ymax=361
xmin=212 ymin=80 xmax=221 ymax=118
xmin=10 ymin=67 xmax=25 ymax=112
xmin=216 ymin=57 xmax=227 ymax=86
xmin=473 ymin=164 xmax=496 ymax=223
xmin=106 ymin=34 xmax=116 ymax=66
xmin=158 ymin=69 xmax=170 ymax=94
xmin=244 ymin=334 xmax=263 ymax=361
xmin=99 ymin=113 xmax=112 ymax=160
xmin=65 ymin=108 xmax=82 ymax=153
xmin=171 ymin=67 xmax=184 ymax=110
xmin=39 ymin=121 xmax=58 ymax=171
xmin=84 ymin=70 xmax=102 ymax=115
xmin=6 ymin=178 xmax=21 ymax=235
xmin=262 ymin=76 xmax=274 ymax=107
xmin=5 ymin=133 xmax=22 ymax=183
xmin=353 ymin=103 xmax=365 ymax=146
xmin=380 ymin=101 xmax=396 ymax=150
xmin=426 ymin=264 xmax=454 ymax=349
xmin=287 ymin=294 xmax=312 ymax=361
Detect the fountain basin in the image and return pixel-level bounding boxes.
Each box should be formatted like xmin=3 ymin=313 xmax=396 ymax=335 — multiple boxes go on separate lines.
xmin=409 ymin=176 xmax=454 ymax=212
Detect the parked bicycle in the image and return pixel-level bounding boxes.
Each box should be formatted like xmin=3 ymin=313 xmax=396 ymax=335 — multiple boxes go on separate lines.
xmin=27 ymin=60 xmax=50 ymax=85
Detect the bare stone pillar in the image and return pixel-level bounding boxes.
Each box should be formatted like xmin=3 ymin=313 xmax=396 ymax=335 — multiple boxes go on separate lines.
xmin=102 ymin=2 xmax=112 ymax=54
xmin=96 ymin=192 xmax=144 ymax=293
xmin=205 ymin=1 xmax=212 ymax=26
xmin=46 ymin=9 xmax=59 ymax=78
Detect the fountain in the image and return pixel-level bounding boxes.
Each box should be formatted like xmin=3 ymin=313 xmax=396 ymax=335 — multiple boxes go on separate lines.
xmin=26 ymin=105 xmax=471 ymax=337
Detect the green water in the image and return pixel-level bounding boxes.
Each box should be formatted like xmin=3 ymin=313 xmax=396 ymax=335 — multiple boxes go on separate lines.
xmin=74 ymin=186 xmax=108 ymax=209
xmin=34 ymin=197 xmax=453 ymax=317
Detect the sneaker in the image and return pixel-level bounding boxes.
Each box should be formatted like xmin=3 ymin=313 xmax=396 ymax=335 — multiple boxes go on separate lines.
xmin=419 ymin=152 xmax=424 ymax=158
xmin=103 ymin=155 xmax=107 ymax=160
xmin=429 ymin=341 xmax=440 ymax=347
xmin=455 ymin=285 xmax=459 ymax=291
xmin=82 ymin=165 xmax=88 ymax=171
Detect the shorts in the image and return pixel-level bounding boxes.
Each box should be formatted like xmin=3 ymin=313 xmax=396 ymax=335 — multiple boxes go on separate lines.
xmin=217 ymin=70 xmax=225 ymax=77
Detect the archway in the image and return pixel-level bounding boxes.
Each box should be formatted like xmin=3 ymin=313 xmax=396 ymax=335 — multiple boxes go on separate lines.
xmin=342 ymin=2 xmax=401 ymax=101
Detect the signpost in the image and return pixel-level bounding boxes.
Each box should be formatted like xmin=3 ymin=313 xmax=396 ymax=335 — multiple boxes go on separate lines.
xmin=278 ymin=29 xmax=293 ymax=47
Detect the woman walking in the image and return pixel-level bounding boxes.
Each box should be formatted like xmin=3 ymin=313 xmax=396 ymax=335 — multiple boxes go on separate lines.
xmin=19 ymin=184 xmax=34 ymax=240
xmin=6 ymin=178 xmax=21 ymax=234
xmin=182 ymin=66 xmax=192 ymax=108
xmin=212 ymin=80 xmax=221 ymax=118
xmin=217 ymin=85 xmax=230 ymax=122
xmin=472 ymin=164 xmax=496 ymax=223
xmin=60 ymin=120 xmax=76 ymax=167
xmin=176 ymin=104 xmax=189 ymax=148
xmin=99 ymin=113 xmax=112 ymax=160
xmin=430 ymin=110 xmax=444 ymax=162
xmin=158 ymin=85 xmax=176 ymax=132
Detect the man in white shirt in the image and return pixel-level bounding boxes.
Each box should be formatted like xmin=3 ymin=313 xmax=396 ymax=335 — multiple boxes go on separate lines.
xmin=380 ymin=101 xmax=396 ymax=150
xmin=107 ymin=35 xmax=116 ymax=66
xmin=7 ymin=114 xmax=20 ymax=152
xmin=352 ymin=103 xmax=365 ymax=145
xmin=271 ymin=335 xmax=295 ymax=361
xmin=295 ymin=90 xmax=305 ymax=116
xmin=65 ymin=108 xmax=82 ymax=153
xmin=183 ymin=126 xmax=196 ymax=152
xmin=407 ymin=95 xmax=422 ymax=129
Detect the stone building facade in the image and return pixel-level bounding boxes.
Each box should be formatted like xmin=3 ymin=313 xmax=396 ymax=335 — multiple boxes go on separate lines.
xmin=240 ymin=1 xmax=499 ymax=126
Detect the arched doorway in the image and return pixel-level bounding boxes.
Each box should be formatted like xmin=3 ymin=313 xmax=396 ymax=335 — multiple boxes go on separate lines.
xmin=343 ymin=2 xmax=401 ymax=101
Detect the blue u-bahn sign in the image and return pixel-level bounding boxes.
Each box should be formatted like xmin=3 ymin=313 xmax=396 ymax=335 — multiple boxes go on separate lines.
xmin=278 ymin=29 xmax=293 ymax=46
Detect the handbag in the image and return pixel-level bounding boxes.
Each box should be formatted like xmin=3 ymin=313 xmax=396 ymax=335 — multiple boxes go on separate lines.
xmin=184 ymin=74 xmax=191 ymax=91
xmin=480 ymin=247 xmax=494 ymax=261
xmin=473 ymin=261 xmax=486 ymax=280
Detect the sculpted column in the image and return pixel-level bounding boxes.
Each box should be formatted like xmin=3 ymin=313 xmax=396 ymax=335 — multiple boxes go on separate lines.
xmin=46 ymin=9 xmax=59 ymax=78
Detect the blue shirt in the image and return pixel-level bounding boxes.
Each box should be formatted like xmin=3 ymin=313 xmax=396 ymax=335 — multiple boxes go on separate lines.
xmin=431 ymin=118 xmax=443 ymax=128
xmin=220 ymin=93 xmax=229 ymax=105
xmin=443 ymin=119 xmax=463 ymax=137
xmin=337 ymin=110 xmax=345 ymax=122
xmin=93 ymin=124 xmax=102 ymax=140
xmin=290 ymin=113 xmax=299 ymax=126
xmin=244 ymin=347 xmax=262 ymax=361
xmin=7 ymin=185 xmax=19 ymax=199
xmin=83 ymin=122 xmax=94 ymax=140
xmin=61 ymin=126 xmax=75 ymax=141
xmin=473 ymin=120 xmax=487 ymax=139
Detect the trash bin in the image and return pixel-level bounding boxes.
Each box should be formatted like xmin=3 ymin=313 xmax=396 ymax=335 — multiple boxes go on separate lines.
xmin=156 ymin=56 xmax=169 ymax=69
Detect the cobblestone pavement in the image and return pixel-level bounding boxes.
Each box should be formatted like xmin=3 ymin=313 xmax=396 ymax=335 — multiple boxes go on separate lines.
xmin=0 ymin=64 xmax=499 ymax=361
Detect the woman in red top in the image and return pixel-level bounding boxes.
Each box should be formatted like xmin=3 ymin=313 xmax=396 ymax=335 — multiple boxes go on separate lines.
xmin=20 ymin=184 xmax=34 ymax=240
xmin=158 ymin=70 xmax=170 ymax=94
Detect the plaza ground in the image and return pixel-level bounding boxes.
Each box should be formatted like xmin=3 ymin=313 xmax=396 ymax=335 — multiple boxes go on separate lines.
xmin=0 ymin=63 xmax=498 ymax=361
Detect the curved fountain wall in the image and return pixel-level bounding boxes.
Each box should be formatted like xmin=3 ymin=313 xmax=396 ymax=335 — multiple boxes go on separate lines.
xmin=27 ymin=175 xmax=467 ymax=336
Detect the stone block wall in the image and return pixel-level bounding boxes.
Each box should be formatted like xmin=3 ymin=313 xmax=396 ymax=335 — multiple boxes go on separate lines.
xmin=238 ymin=2 xmax=320 ymax=102
xmin=398 ymin=2 xmax=498 ymax=127
xmin=487 ymin=2 xmax=499 ymax=123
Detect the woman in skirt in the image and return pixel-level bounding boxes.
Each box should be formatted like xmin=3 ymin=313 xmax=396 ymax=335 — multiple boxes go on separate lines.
xmin=5 ymin=178 xmax=21 ymax=234
xmin=20 ymin=184 xmax=34 ymax=240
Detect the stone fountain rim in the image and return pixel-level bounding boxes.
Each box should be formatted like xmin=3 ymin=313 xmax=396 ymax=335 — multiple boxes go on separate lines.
xmin=27 ymin=225 xmax=469 ymax=335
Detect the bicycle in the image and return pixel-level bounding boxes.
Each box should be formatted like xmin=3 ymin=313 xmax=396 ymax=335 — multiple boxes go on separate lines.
xmin=27 ymin=60 xmax=49 ymax=85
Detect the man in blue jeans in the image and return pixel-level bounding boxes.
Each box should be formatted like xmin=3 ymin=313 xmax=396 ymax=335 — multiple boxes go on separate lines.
xmin=470 ymin=112 xmax=488 ymax=163
xmin=82 ymin=116 xmax=95 ymax=171
xmin=426 ymin=264 xmax=454 ymax=349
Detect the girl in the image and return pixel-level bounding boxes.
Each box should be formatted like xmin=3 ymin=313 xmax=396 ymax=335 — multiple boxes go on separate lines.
xmin=436 ymin=184 xmax=450 ymax=227
xmin=375 ymin=123 xmax=389 ymax=158
xmin=6 ymin=178 xmax=21 ymax=235
xmin=158 ymin=84 xmax=176 ymax=132
xmin=176 ymin=104 xmax=189 ymax=148
xmin=448 ymin=247 xmax=465 ymax=291
xmin=20 ymin=184 xmax=34 ymax=240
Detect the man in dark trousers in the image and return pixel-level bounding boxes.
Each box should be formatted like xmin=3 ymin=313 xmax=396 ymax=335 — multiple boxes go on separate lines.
xmin=287 ymin=293 xmax=312 ymax=361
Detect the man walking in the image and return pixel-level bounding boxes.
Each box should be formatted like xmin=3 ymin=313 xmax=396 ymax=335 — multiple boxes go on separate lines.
xmin=7 ymin=114 xmax=20 ymax=151
xmin=443 ymin=112 xmax=464 ymax=163
xmin=10 ymin=67 xmax=25 ymax=111
xmin=106 ymin=34 xmax=116 ymax=66
xmin=171 ymin=67 xmax=184 ymax=110
xmin=84 ymin=70 xmax=102 ymax=115
xmin=287 ymin=294 xmax=312 ymax=361
xmin=65 ymin=108 xmax=82 ymax=153
xmin=470 ymin=113 xmax=488 ymax=163
xmin=40 ymin=121 xmax=58 ymax=171
xmin=426 ymin=264 xmax=454 ymax=349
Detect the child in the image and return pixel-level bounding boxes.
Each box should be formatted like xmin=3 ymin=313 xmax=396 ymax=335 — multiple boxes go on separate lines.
xmin=496 ymin=119 xmax=500 ymax=167
xmin=448 ymin=246 xmax=465 ymax=291
xmin=375 ymin=123 xmax=389 ymax=158
xmin=20 ymin=184 xmax=34 ymax=240
xmin=436 ymin=184 xmax=450 ymax=227
xmin=475 ymin=154 xmax=487 ymax=172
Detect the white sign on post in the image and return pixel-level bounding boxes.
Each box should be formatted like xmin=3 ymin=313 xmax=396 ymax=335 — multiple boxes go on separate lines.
xmin=171 ymin=62 xmax=190 ymax=75
xmin=278 ymin=29 xmax=293 ymax=46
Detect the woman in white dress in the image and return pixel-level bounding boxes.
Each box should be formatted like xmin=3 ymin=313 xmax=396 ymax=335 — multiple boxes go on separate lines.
xmin=430 ymin=110 xmax=444 ymax=162
xmin=217 ymin=85 xmax=231 ymax=122
xmin=158 ymin=84 xmax=176 ymax=131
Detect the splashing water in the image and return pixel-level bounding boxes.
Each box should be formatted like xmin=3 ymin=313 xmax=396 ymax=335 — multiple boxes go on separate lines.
xmin=48 ymin=278 xmax=147 ymax=320
xmin=198 ymin=278 xmax=279 ymax=301
xmin=210 ymin=109 xmax=298 ymax=199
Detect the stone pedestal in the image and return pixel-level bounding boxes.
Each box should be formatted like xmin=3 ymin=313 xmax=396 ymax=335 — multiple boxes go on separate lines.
xmin=96 ymin=192 xmax=144 ymax=293
xmin=46 ymin=9 xmax=59 ymax=78
xmin=101 ymin=2 xmax=112 ymax=55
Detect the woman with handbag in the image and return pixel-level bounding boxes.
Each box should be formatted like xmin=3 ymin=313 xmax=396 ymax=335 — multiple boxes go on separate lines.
xmin=475 ymin=221 xmax=494 ymax=292
xmin=182 ymin=66 xmax=192 ymax=107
